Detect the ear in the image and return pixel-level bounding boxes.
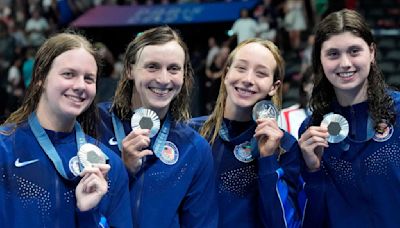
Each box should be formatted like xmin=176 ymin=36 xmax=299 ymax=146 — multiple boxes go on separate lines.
xmin=126 ymin=64 xmax=136 ymax=80
xmin=268 ymin=80 xmax=281 ymax=97
xmin=369 ymin=43 xmax=376 ymax=63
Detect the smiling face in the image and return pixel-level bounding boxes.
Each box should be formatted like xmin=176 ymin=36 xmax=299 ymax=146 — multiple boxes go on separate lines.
xmin=130 ymin=41 xmax=184 ymax=118
xmin=37 ymin=47 xmax=97 ymax=126
xmin=224 ymin=42 xmax=280 ymax=118
xmin=320 ymin=31 xmax=375 ymax=103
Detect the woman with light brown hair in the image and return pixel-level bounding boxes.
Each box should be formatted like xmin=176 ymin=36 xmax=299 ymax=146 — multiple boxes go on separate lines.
xmin=191 ymin=38 xmax=303 ymax=227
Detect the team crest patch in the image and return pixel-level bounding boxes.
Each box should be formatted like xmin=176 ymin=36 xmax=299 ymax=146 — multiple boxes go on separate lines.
xmin=69 ymin=156 xmax=81 ymax=176
xmin=373 ymin=123 xmax=394 ymax=142
xmin=234 ymin=141 xmax=254 ymax=163
xmin=159 ymin=141 xmax=179 ymax=165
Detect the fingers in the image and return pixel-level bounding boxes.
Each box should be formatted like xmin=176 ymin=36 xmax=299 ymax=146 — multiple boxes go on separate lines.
xmin=79 ymin=171 xmax=108 ymax=195
xmin=298 ymin=126 xmax=329 ymax=171
xmin=254 ymin=118 xmax=283 ymax=141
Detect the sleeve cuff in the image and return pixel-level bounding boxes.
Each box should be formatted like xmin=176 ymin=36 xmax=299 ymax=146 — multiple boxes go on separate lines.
xmin=258 ymin=154 xmax=280 ymax=176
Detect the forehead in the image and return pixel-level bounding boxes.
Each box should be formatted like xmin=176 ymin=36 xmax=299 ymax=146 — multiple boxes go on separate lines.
xmin=137 ymin=41 xmax=185 ymax=64
xmin=321 ymin=32 xmax=369 ymax=50
xmin=51 ymin=48 xmax=97 ymax=70
xmin=233 ymin=42 xmax=277 ymax=69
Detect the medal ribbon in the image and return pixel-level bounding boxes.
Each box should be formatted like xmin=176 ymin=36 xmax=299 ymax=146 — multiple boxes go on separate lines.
xmin=28 ymin=112 xmax=86 ymax=180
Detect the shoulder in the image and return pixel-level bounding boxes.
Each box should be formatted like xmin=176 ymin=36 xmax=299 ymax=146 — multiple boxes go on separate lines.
xmin=172 ymin=121 xmax=212 ymax=155
xmin=97 ymin=102 xmax=112 ymax=115
xmin=188 ymin=116 xmax=208 ymax=132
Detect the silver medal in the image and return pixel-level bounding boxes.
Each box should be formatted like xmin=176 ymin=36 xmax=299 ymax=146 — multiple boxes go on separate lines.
xmin=131 ymin=108 xmax=160 ymax=138
xmin=78 ymin=143 xmax=107 ymax=170
xmin=321 ymin=113 xmax=349 ymax=143
xmin=252 ymin=100 xmax=278 ymax=121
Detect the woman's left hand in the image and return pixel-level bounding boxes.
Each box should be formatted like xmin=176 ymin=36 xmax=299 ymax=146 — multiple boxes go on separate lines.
xmin=76 ymin=164 xmax=110 ymax=212
xmin=254 ymin=118 xmax=283 ymax=157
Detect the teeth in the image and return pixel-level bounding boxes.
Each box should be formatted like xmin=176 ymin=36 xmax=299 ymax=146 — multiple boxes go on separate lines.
xmin=66 ymin=95 xmax=83 ymax=102
xmin=236 ymin=87 xmax=254 ymax=95
xmin=338 ymin=72 xmax=355 ymax=78
xmin=150 ymin=88 xmax=170 ymax=95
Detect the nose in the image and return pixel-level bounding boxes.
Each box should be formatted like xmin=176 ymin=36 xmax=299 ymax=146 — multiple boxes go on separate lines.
xmin=156 ymin=68 xmax=169 ymax=84
xmin=339 ymin=54 xmax=351 ymax=68
xmin=73 ymin=75 xmax=86 ymax=91
xmin=242 ymin=70 xmax=255 ymax=86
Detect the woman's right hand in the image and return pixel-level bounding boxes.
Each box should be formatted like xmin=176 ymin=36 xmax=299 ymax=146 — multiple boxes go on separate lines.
xmin=298 ymin=126 xmax=329 ymax=172
xmin=121 ymin=128 xmax=153 ymax=174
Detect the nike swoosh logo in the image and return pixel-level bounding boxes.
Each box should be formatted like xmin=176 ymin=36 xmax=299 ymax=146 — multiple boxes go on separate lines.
xmin=15 ymin=158 xmax=40 ymax=167
xmin=108 ymin=137 xmax=118 ymax=145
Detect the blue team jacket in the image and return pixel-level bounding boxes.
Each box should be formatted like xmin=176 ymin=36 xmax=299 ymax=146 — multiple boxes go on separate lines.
xmin=190 ymin=116 xmax=303 ymax=228
xmin=300 ymin=91 xmax=400 ymax=228
xmin=0 ymin=121 xmax=132 ymax=227
xmin=98 ymin=102 xmax=218 ymax=228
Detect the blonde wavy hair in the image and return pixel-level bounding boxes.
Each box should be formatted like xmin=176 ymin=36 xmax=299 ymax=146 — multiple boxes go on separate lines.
xmin=199 ymin=38 xmax=285 ymax=144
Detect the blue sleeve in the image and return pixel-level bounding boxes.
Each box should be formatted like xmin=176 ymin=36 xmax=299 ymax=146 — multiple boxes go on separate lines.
xmin=76 ymin=207 xmax=102 ymax=227
xmin=257 ymin=133 xmax=302 ymax=228
xmin=180 ymin=136 xmax=218 ymax=228
xmin=297 ymin=117 xmax=328 ymax=227
xmin=301 ymin=169 xmax=328 ymax=228
xmin=98 ymin=146 xmax=133 ymax=228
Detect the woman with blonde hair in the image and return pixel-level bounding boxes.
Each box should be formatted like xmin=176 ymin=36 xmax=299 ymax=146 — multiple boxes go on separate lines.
xmin=191 ymin=38 xmax=303 ymax=227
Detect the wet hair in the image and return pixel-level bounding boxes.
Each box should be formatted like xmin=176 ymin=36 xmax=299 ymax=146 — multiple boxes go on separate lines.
xmin=310 ymin=9 xmax=395 ymax=128
xmin=200 ymin=38 xmax=285 ymax=144
xmin=112 ymin=25 xmax=194 ymax=122
xmin=4 ymin=31 xmax=101 ymax=137
xmin=299 ymin=66 xmax=314 ymax=109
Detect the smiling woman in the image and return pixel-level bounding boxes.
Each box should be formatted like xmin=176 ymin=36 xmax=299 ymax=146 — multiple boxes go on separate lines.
xmin=298 ymin=9 xmax=400 ymax=228
xmin=0 ymin=31 xmax=132 ymax=227
xmin=97 ymin=26 xmax=217 ymax=227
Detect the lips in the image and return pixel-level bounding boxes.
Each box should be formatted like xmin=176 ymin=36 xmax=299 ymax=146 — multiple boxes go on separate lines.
xmin=65 ymin=94 xmax=84 ymax=102
xmin=149 ymin=87 xmax=172 ymax=96
xmin=337 ymin=71 xmax=356 ymax=78
xmin=235 ymin=87 xmax=256 ymax=96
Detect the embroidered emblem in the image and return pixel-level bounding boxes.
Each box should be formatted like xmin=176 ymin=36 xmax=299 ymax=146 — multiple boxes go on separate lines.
xmin=159 ymin=141 xmax=179 ymax=165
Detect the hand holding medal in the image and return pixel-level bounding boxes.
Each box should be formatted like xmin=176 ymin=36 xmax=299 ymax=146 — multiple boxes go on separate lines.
xmin=252 ymin=100 xmax=283 ymax=158
xmin=76 ymin=143 xmax=110 ymax=212
xmin=121 ymin=108 xmax=161 ymax=174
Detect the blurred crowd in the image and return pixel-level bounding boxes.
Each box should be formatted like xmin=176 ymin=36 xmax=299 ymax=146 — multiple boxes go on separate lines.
xmin=0 ymin=0 xmax=352 ymax=120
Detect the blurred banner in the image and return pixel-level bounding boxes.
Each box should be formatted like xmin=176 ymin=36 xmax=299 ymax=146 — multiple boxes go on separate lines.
xmin=71 ymin=1 xmax=259 ymax=27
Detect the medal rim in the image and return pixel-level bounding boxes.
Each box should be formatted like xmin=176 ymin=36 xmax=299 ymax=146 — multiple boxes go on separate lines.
xmin=252 ymin=100 xmax=278 ymax=121
xmin=321 ymin=113 xmax=349 ymax=143
xmin=131 ymin=107 xmax=161 ymax=138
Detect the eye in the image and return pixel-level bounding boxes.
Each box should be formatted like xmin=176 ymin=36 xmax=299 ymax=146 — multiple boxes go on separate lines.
xmin=168 ymin=65 xmax=182 ymax=74
xmin=326 ymin=50 xmax=339 ymax=59
xmin=145 ymin=63 xmax=160 ymax=72
xmin=234 ymin=65 xmax=247 ymax=73
xmin=256 ymin=71 xmax=268 ymax=78
xmin=84 ymin=74 xmax=96 ymax=84
xmin=349 ymin=47 xmax=361 ymax=56
xmin=62 ymin=71 xmax=74 ymax=78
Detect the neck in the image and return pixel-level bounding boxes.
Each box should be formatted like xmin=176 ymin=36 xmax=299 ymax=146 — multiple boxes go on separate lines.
xmin=223 ymin=104 xmax=252 ymax=121
xmin=335 ymin=83 xmax=368 ymax=107
xmin=36 ymin=103 xmax=75 ymax=132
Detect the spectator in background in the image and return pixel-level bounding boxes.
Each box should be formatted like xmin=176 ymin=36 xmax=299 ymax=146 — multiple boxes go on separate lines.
xmin=284 ymin=0 xmax=307 ymax=49
xmin=278 ymin=66 xmax=313 ymax=139
xmin=231 ymin=8 xmax=259 ymax=45
xmin=22 ymin=46 xmax=35 ymax=88
xmin=206 ymin=36 xmax=220 ymax=69
xmin=204 ymin=45 xmax=230 ymax=114
xmin=25 ymin=5 xmax=49 ymax=47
